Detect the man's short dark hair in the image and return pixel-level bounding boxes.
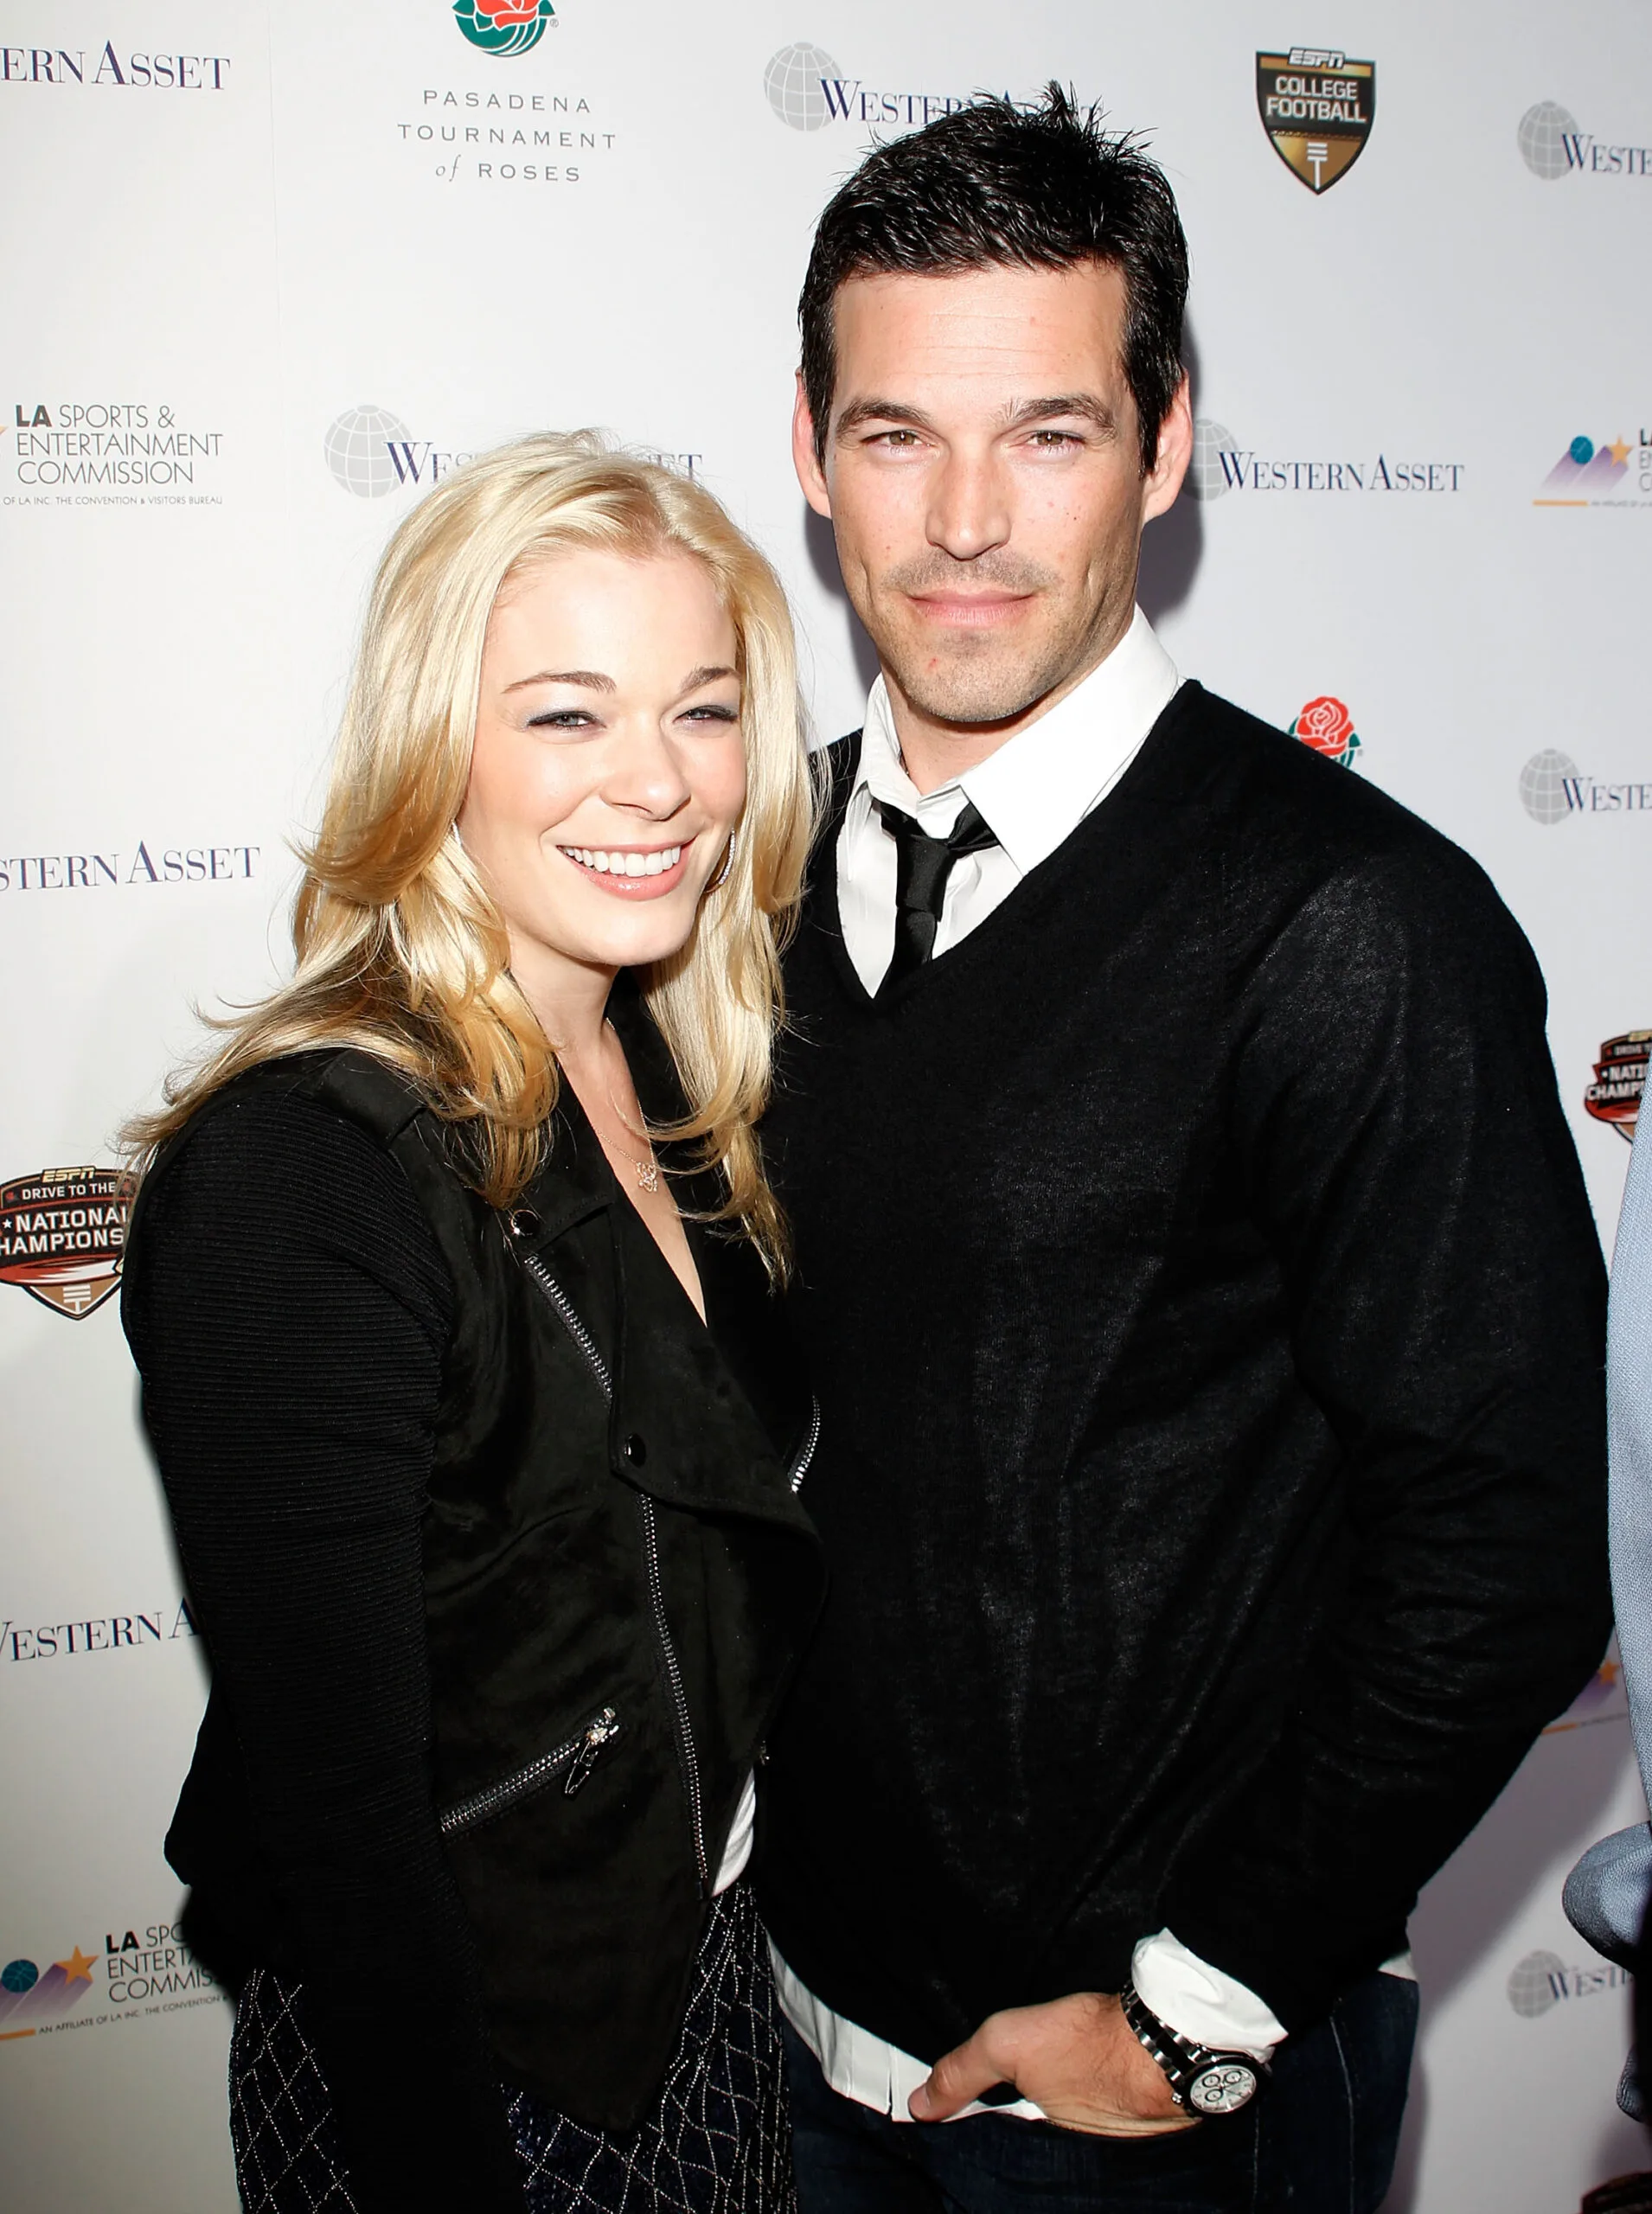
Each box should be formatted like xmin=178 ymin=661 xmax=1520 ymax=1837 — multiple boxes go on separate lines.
xmin=798 ymin=85 xmax=1188 ymax=477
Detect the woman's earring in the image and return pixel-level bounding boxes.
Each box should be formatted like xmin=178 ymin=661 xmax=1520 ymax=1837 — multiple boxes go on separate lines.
xmin=706 ymin=831 xmax=737 ymax=893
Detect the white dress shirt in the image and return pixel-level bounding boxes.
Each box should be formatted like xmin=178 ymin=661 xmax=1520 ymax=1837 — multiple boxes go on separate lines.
xmin=776 ymin=608 xmax=1411 ymax=2121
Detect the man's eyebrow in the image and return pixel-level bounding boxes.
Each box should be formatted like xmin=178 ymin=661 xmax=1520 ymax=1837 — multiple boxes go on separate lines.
xmin=503 ymin=668 xmax=616 ymax=694
xmin=833 ymin=399 xmax=939 ymax=440
xmin=1002 ymin=394 xmax=1117 ymax=432
xmin=832 ymin=394 xmax=1117 ymax=440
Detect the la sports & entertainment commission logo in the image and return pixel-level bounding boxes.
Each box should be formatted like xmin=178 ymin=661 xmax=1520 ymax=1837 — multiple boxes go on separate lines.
xmin=2 ymin=1922 xmax=220 ymax=2045
xmin=1534 ymin=430 xmax=1652 ymax=509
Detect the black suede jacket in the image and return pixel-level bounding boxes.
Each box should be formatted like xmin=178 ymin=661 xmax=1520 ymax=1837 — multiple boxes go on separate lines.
xmin=125 ymin=1003 xmax=823 ymax=2205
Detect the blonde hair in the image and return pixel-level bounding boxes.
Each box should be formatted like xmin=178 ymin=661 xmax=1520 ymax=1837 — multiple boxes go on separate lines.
xmin=127 ymin=432 xmax=817 ymax=1270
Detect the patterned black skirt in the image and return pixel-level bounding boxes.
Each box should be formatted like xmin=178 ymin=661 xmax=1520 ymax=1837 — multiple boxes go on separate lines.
xmin=227 ymin=1882 xmax=793 ymax=2214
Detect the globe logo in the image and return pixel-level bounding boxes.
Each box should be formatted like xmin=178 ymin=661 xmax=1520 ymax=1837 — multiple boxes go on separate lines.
xmin=764 ymin=42 xmax=844 ymax=131
xmin=1519 ymin=749 xmax=1584 ymax=826
xmin=1507 ymin=1949 xmax=1566 ymax=2017
xmin=324 ymin=406 xmax=414 ymax=500
xmin=1187 ymin=419 xmax=1240 ymax=502
xmin=1517 ymin=102 xmax=1581 ymax=182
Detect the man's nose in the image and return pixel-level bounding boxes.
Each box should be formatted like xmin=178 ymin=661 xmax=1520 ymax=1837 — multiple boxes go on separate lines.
xmin=925 ymin=449 xmax=1011 ymax=561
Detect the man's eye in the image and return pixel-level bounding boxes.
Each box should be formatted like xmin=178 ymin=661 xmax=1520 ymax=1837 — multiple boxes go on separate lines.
xmin=1029 ymin=430 xmax=1083 ymax=449
xmin=873 ymin=430 xmax=922 ymax=448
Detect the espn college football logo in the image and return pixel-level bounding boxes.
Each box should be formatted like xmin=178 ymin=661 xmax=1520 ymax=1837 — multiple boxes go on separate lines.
xmin=1257 ymin=48 xmax=1375 ymax=193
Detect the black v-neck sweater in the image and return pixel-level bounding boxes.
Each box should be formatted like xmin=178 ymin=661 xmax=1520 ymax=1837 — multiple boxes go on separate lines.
xmin=754 ymin=680 xmax=1610 ymax=2053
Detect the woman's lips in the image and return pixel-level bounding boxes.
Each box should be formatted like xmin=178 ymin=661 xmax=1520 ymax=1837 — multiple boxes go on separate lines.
xmin=558 ymin=839 xmax=694 ymax=899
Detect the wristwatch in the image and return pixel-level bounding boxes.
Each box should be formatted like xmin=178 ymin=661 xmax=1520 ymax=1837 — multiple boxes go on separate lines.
xmin=1119 ymin=1981 xmax=1267 ymax=2116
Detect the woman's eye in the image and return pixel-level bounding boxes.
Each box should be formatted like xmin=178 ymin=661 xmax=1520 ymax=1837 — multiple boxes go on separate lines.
xmin=682 ymin=705 xmax=740 ymax=725
xmin=527 ymin=709 xmax=598 ymax=731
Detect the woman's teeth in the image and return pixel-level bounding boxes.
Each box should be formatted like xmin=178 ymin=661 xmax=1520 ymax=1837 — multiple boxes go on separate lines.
xmin=566 ymin=845 xmax=683 ymax=878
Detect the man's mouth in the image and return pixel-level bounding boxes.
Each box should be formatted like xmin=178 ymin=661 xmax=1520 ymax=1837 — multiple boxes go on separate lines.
xmin=906 ymin=592 xmax=1034 ymax=630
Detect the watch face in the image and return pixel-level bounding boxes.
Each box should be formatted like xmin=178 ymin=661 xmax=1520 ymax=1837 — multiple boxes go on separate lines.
xmin=1188 ymin=2062 xmax=1258 ymax=2116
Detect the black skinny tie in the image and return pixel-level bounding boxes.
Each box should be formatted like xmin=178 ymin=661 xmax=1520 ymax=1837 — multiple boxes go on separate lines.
xmin=874 ymin=797 xmax=999 ymax=994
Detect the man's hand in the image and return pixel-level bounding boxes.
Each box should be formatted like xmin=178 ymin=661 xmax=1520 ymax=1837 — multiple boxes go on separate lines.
xmin=909 ymin=1992 xmax=1198 ymax=2136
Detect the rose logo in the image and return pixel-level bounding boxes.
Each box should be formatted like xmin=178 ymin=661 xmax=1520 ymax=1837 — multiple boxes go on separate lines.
xmin=453 ymin=0 xmax=555 ymax=56
xmin=1292 ymin=695 xmax=1361 ymax=768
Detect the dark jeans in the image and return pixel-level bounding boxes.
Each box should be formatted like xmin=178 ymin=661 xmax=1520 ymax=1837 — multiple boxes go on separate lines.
xmin=784 ymin=1972 xmax=1419 ymax=2214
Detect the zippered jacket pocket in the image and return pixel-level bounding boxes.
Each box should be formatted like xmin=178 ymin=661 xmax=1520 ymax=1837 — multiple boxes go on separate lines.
xmin=439 ymin=1705 xmax=620 ymax=1840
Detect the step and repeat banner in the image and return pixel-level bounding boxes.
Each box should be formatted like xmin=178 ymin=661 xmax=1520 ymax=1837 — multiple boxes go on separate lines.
xmin=3 ymin=3 xmax=1650 ymax=2208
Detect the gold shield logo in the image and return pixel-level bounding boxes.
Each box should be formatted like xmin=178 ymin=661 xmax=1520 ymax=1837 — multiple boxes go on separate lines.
xmin=1257 ymin=48 xmax=1375 ymax=192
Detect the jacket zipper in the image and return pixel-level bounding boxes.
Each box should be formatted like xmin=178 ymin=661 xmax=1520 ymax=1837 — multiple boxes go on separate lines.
xmin=789 ymin=1397 xmax=821 ymax=1493
xmin=510 ymin=1239 xmax=710 ymax=1892
xmin=439 ymin=1706 xmax=619 ymax=1839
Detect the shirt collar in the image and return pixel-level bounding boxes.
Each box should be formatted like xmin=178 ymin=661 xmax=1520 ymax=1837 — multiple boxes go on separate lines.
xmin=850 ymin=607 xmax=1180 ymax=876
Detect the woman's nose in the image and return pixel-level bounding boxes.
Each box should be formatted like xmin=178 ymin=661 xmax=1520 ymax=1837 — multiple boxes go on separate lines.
xmin=604 ymin=720 xmax=693 ymax=818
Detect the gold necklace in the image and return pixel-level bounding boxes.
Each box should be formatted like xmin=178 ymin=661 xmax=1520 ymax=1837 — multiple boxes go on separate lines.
xmin=600 ymin=1024 xmax=660 ymax=1193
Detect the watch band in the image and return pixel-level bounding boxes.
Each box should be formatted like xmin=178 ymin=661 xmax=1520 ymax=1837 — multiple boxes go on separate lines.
xmin=1119 ymin=1980 xmax=1266 ymax=2117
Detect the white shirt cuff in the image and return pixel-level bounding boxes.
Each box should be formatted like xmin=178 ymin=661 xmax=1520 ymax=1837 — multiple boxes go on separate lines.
xmin=1130 ymin=1930 xmax=1286 ymax=2063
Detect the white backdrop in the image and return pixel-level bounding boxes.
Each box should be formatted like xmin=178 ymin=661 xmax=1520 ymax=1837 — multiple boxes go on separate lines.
xmin=3 ymin=4 xmax=1651 ymax=2208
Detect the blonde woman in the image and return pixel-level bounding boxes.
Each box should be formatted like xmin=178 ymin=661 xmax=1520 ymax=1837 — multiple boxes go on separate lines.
xmin=120 ymin=436 xmax=824 ymax=2214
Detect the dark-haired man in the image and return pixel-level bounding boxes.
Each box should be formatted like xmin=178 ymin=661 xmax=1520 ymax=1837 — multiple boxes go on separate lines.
xmin=754 ymin=88 xmax=1610 ymax=2212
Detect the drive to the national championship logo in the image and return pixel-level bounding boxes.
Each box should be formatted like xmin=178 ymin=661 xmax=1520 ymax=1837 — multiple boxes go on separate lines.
xmin=1257 ymin=48 xmax=1375 ymax=193
xmin=0 ymin=1167 xmax=133 ymax=1319
xmin=1584 ymin=1033 xmax=1650 ymax=1142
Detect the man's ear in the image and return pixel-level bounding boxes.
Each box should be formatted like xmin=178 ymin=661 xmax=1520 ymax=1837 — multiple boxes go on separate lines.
xmin=1142 ymin=372 xmax=1192 ymax=524
xmin=793 ymin=374 xmax=833 ymax=520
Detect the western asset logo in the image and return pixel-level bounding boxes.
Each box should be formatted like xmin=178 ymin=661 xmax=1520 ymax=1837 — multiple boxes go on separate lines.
xmin=1519 ymin=751 xmax=1652 ymax=825
xmin=0 ymin=1168 xmax=132 ymax=1320
xmin=1 ymin=1921 xmax=220 ymax=2045
xmin=3 ymin=1600 xmax=198 ymax=1664
xmin=1256 ymin=48 xmax=1374 ymax=193
xmin=1584 ymin=1034 xmax=1649 ymax=1142
xmin=1290 ymin=695 xmax=1361 ymax=770
xmin=762 ymin=42 xmax=976 ymax=133
xmin=1507 ymin=1948 xmax=1632 ymax=2018
xmin=1518 ymin=101 xmax=1652 ymax=181
xmin=3 ymin=400 xmax=226 ymax=508
xmin=0 ymin=842 xmax=261 ymax=893
xmin=1535 ymin=431 xmax=1652 ymax=509
xmin=1187 ymin=419 xmax=1463 ymax=500
xmin=454 ymin=0 xmax=556 ymax=55
xmin=0 ymin=43 xmax=228 ymax=89
xmin=323 ymin=406 xmax=478 ymax=498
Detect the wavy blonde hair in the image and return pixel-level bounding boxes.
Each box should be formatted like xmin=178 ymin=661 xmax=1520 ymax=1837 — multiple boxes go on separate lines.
xmin=127 ymin=432 xmax=817 ymax=1270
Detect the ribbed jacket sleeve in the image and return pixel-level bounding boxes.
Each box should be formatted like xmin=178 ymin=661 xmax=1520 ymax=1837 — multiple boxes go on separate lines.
xmin=122 ymin=1091 xmax=525 ymax=2211
xmin=1163 ymin=837 xmax=1611 ymax=2026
